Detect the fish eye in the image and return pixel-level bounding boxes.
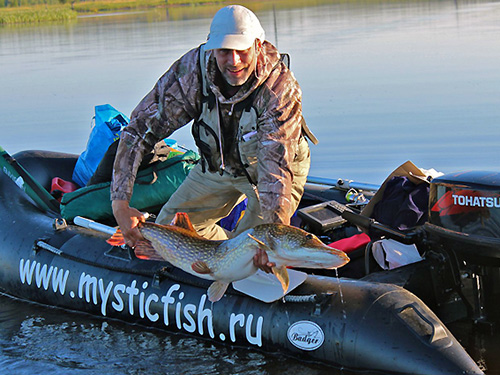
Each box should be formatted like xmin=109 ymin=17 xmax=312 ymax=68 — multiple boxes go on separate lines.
xmin=305 ymin=234 xmax=313 ymax=240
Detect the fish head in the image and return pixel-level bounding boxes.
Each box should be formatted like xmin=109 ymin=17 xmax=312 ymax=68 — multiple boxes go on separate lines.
xmin=252 ymin=224 xmax=350 ymax=269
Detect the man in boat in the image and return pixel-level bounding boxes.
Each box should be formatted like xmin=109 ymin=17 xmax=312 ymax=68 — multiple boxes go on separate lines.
xmin=111 ymin=5 xmax=317 ymax=271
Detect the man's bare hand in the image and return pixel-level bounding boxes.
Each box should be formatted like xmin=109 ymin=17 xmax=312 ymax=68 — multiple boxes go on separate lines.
xmin=253 ymin=247 xmax=276 ymax=273
xmin=112 ymin=200 xmax=145 ymax=247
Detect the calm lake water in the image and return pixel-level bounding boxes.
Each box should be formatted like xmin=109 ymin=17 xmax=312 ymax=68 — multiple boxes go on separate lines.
xmin=1 ymin=0 xmax=500 ymax=373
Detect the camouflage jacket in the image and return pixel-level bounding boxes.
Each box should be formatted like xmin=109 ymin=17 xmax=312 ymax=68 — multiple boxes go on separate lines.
xmin=111 ymin=41 xmax=314 ymax=224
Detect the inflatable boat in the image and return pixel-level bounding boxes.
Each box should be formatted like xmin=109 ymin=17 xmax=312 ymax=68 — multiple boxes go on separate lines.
xmin=0 ymin=147 xmax=488 ymax=375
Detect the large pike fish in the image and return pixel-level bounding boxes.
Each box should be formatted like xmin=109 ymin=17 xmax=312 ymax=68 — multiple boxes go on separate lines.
xmin=108 ymin=213 xmax=349 ymax=302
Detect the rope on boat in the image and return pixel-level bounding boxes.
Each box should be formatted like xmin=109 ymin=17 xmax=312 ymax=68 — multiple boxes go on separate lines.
xmin=34 ymin=240 xmax=63 ymax=255
xmin=284 ymin=294 xmax=317 ymax=303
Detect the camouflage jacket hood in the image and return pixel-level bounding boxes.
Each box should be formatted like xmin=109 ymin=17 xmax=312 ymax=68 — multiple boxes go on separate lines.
xmin=111 ymin=41 xmax=311 ymax=224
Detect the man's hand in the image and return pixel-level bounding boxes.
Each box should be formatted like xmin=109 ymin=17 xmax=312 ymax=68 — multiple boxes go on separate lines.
xmin=112 ymin=200 xmax=145 ymax=247
xmin=253 ymin=247 xmax=276 ymax=273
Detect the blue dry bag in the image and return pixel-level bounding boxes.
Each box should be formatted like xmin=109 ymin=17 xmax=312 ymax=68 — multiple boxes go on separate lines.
xmin=72 ymin=104 xmax=130 ymax=187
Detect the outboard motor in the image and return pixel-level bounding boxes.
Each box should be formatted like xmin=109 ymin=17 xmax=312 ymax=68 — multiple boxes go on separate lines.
xmin=425 ymin=171 xmax=500 ymax=326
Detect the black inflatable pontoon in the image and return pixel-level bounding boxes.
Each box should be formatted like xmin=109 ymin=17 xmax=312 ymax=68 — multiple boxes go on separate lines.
xmin=0 ymin=150 xmax=484 ymax=375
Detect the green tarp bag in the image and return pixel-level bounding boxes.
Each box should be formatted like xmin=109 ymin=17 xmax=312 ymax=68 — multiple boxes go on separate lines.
xmin=61 ymin=150 xmax=199 ymax=221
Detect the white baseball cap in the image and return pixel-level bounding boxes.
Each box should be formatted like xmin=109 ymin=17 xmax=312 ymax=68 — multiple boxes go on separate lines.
xmin=205 ymin=5 xmax=265 ymax=51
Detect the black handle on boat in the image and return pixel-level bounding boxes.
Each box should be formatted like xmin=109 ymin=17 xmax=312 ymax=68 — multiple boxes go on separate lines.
xmin=0 ymin=145 xmax=60 ymax=213
xmin=341 ymin=210 xmax=417 ymax=244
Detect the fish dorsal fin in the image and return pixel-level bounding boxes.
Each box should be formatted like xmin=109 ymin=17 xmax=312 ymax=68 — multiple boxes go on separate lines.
xmin=207 ymin=281 xmax=229 ymax=302
xmin=272 ymin=265 xmax=290 ymax=294
xmin=191 ymin=260 xmax=212 ymax=274
xmin=171 ymin=212 xmax=197 ymax=233
xmin=134 ymin=240 xmax=166 ymax=261
xmin=247 ymin=233 xmax=272 ymax=252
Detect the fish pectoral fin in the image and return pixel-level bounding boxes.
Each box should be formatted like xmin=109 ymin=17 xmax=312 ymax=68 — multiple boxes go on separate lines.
xmin=272 ymin=266 xmax=290 ymax=293
xmin=191 ymin=260 xmax=212 ymax=274
xmin=134 ymin=240 xmax=165 ymax=261
xmin=207 ymin=281 xmax=229 ymax=302
xmin=247 ymin=233 xmax=272 ymax=252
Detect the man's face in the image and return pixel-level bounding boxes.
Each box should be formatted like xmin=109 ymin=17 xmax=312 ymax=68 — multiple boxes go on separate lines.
xmin=213 ymin=41 xmax=260 ymax=87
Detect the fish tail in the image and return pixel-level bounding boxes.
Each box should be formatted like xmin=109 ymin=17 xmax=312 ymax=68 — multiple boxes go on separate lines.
xmin=106 ymin=229 xmax=125 ymax=246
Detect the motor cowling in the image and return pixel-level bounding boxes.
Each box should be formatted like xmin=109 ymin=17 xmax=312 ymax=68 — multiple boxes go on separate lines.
xmin=426 ymin=171 xmax=500 ymax=325
xmin=426 ymin=171 xmax=500 ymax=265
xmin=429 ymin=171 xmax=500 ymax=237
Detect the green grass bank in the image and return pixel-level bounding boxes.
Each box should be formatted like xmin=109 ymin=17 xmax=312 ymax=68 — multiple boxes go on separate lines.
xmin=0 ymin=0 xmax=231 ymax=25
xmin=0 ymin=5 xmax=77 ymax=24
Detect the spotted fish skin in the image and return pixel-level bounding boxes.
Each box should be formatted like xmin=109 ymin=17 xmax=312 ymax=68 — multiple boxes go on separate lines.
xmin=134 ymin=216 xmax=349 ymax=302
xmin=137 ymin=222 xmax=257 ymax=282
xmin=137 ymin=222 xmax=242 ymax=280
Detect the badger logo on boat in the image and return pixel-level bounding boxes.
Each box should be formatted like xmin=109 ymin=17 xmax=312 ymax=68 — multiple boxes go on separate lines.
xmin=287 ymin=321 xmax=324 ymax=351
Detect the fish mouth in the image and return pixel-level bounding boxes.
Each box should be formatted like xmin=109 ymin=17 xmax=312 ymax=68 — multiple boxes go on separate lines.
xmin=326 ymin=253 xmax=350 ymax=269
xmin=296 ymin=253 xmax=350 ymax=270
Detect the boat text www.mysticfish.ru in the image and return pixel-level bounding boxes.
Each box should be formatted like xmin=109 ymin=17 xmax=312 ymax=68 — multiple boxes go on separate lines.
xmin=18 ymin=258 xmax=264 ymax=347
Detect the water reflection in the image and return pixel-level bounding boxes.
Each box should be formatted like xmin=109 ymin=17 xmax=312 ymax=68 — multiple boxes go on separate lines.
xmin=0 ymin=294 xmax=334 ymax=375
xmin=2 ymin=290 xmax=495 ymax=374
xmin=1 ymin=0 xmax=498 ymax=185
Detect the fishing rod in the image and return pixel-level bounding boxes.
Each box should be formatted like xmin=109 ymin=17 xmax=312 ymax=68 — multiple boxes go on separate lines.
xmin=273 ymin=4 xmax=279 ymax=50
xmin=307 ymin=176 xmax=380 ymax=192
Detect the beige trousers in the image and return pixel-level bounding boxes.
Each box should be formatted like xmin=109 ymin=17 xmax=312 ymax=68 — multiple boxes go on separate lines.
xmin=156 ymin=142 xmax=310 ymax=240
